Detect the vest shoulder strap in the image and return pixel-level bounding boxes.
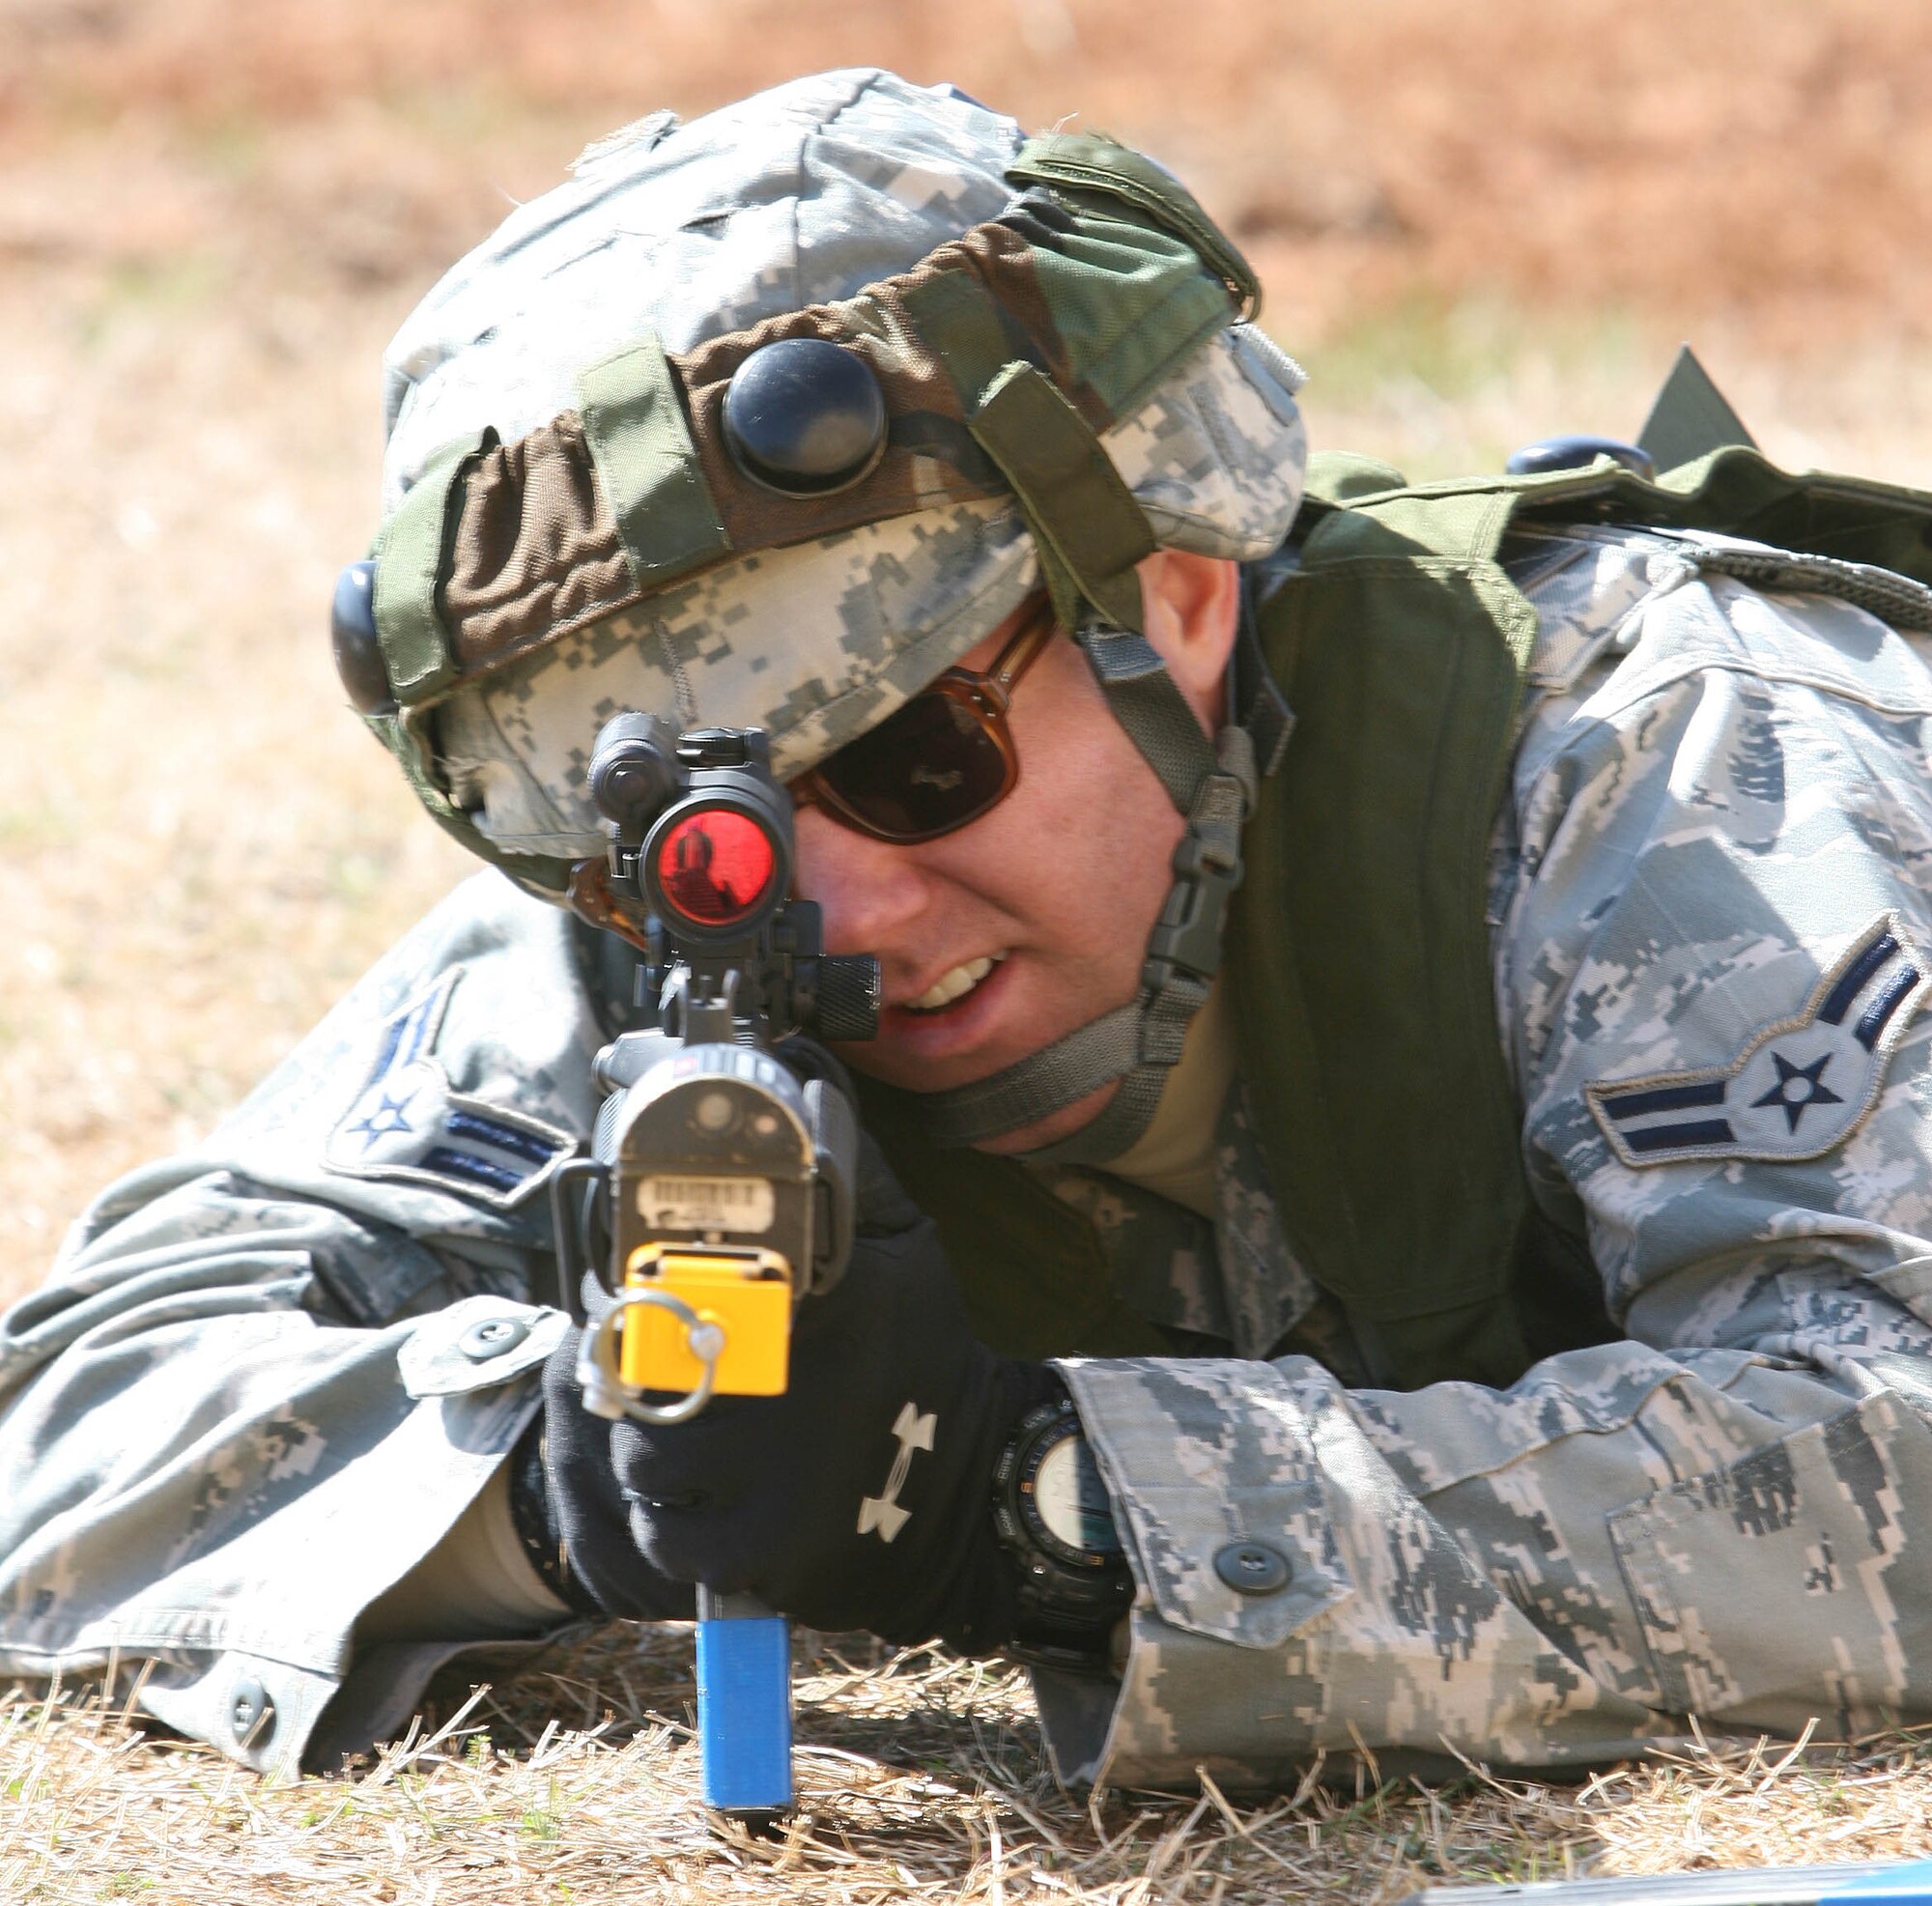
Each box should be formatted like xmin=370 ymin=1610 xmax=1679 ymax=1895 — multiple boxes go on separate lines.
xmin=1230 ymin=445 xmax=1932 ymax=1389
xmin=1232 ymin=485 xmax=1537 ymax=1389
xmin=1304 ymin=442 xmax=1932 ymax=581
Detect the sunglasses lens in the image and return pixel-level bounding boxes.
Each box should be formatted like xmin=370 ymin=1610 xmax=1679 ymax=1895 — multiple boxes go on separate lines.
xmin=812 ymin=690 xmax=1011 ymax=840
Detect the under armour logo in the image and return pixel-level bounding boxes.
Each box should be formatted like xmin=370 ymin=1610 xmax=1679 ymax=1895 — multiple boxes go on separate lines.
xmin=857 ymin=1401 xmax=936 ymax=1544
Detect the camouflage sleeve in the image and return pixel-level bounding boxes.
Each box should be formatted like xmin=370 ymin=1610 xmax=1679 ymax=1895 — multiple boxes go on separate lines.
xmin=1053 ymin=534 xmax=1932 ymax=1791
xmin=0 ymin=872 xmax=601 ymax=1775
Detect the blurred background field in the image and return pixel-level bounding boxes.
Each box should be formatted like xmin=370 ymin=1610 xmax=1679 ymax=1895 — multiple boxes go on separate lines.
xmin=6 ymin=0 xmax=1932 ymax=1294
xmin=6 ymin=4 xmax=1932 ymax=1896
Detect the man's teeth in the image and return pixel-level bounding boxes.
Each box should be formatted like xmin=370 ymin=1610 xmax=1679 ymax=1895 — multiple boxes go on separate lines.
xmin=908 ymin=954 xmax=1001 ymax=1012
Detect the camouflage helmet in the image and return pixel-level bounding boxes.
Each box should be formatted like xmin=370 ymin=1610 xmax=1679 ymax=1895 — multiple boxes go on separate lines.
xmin=350 ymin=69 xmax=1309 ymax=897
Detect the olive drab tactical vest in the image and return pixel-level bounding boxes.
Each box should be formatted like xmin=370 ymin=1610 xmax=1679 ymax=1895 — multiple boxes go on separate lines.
xmin=863 ymin=445 xmax=1932 ymax=1391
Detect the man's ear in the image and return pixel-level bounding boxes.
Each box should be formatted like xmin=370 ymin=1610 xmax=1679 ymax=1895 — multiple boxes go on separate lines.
xmin=1136 ymin=549 xmax=1241 ymax=735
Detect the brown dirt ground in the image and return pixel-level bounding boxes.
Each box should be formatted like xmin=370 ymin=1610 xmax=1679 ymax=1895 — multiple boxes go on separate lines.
xmin=5 ymin=5 xmax=1932 ymax=1897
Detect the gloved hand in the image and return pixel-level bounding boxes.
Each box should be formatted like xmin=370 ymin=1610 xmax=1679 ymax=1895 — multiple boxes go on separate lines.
xmin=527 ymin=1130 xmax=1061 ymax=1650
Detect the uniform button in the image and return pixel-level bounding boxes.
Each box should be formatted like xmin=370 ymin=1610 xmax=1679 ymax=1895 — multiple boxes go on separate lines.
xmin=459 ymin=1316 xmax=530 ymax=1360
xmin=229 ymin=1677 xmax=274 ymax=1746
xmin=1213 ymin=1540 xmax=1292 ymax=1596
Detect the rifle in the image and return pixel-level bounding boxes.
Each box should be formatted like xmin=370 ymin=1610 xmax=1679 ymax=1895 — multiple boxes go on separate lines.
xmin=550 ymin=716 xmax=880 ymax=1822
xmin=1399 ymin=1859 xmax=1932 ymax=1906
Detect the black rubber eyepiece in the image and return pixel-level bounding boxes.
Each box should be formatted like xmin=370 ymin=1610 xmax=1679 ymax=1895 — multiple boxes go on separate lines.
xmin=588 ymin=715 xmax=681 ymax=835
xmin=1505 ymin=434 xmax=1657 ymax=482
xmin=722 ymin=338 xmax=888 ymax=496
xmin=330 ymin=560 xmax=397 ymax=717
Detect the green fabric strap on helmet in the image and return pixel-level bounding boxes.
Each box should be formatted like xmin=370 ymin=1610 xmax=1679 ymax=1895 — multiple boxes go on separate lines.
xmin=374 ymin=428 xmax=495 ymax=705
xmin=967 ymin=359 xmax=1154 ymax=632
xmin=1073 ymin=622 xmax=1219 ymax=812
xmin=899 ymin=266 xmax=1148 ymax=636
xmin=1008 ymin=198 xmax=1238 ymax=423
xmin=381 ymin=181 xmax=1252 ymax=710
xmin=578 ymin=336 xmax=733 ymax=590
xmin=899 ymin=243 xmax=1252 ymax=1161
xmin=896 ymin=267 xmax=1016 ymax=419
xmin=1007 ymin=130 xmax=1262 ymax=323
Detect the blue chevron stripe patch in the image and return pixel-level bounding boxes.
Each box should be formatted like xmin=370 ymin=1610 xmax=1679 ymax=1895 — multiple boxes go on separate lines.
xmin=326 ymin=969 xmax=577 ymax=1209
xmin=1586 ymin=914 xmax=1931 ymax=1168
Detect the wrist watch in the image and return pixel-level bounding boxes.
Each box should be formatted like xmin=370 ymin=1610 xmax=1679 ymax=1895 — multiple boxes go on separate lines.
xmin=992 ymin=1393 xmax=1134 ymax=1674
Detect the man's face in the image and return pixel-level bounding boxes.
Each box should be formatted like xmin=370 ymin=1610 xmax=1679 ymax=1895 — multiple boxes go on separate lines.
xmin=793 ymin=551 xmax=1240 ymax=1152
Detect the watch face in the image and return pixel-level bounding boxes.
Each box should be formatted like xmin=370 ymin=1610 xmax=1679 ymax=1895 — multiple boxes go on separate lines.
xmin=1027 ymin=1430 xmax=1123 ymax=1564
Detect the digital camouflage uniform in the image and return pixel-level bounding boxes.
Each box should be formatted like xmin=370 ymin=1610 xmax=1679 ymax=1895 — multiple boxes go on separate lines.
xmin=14 ymin=517 xmax=1932 ymax=1783
xmin=11 ymin=71 xmax=1932 ymax=1789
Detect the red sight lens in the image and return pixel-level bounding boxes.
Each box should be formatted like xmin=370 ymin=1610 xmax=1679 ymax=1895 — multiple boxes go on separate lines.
xmin=652 ymin=809 xmax=779 ymax=926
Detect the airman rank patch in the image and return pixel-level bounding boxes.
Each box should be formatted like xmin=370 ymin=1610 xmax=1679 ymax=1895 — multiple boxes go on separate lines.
xmin=1587 ymin=914 xmax=1931 ymax=1168
xmin=326 ymin=970 xmax=578 ymax=1208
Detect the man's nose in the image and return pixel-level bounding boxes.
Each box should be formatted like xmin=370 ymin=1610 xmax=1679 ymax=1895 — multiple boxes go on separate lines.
xmin=792 ymin=803 xmax=931 ymax=953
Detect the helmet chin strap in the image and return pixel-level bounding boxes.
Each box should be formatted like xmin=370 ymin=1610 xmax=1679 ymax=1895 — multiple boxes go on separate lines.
xmin=903 ymin=344 xmax=1293 ymax=1165
xmin=907 ymin=597 xmax=1291 ymax=1166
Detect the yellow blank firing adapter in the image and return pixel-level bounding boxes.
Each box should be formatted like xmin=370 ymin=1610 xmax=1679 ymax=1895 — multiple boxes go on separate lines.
xmin=572 ymin=1240 xmax=796 ymax=1426
xmin=619 ymin=1243 xmax=793 ymax=1398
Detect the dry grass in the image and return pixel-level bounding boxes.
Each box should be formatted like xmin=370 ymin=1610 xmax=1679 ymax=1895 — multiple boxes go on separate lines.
xmin=11 ymin=2 xmax=1932 ymax=1899
xmin=9 ymin=1630 xmax=1932 ymax=1904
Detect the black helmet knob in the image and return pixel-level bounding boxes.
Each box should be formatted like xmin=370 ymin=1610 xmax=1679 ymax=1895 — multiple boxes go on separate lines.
xmin=1505 ymin=434 xmax=1657 ymax=482
xmin=330 ymin=560 xmax=397 ymax=717
xmin=722 ymin=338 xmax=888 ymax=496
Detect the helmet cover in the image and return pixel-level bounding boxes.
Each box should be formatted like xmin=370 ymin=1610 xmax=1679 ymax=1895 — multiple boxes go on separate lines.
xmin=371 ymin=69 xmax=1309 ymax=875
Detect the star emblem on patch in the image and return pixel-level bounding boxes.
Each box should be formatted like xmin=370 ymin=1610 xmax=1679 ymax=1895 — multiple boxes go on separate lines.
xmin=1750 ymin=1051 xmax=1843 ymax=1134
xmin=346 ymin=1088 xmax=417 ymax=1149
xmin=1586 ymin=913 xmax=1931 ymax=1168
xmin=325 ymin=970 xmax=579 ymax=1208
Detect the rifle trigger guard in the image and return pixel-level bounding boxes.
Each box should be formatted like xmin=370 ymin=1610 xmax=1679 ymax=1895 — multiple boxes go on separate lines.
xmin=576 ymin=1287 xmax=724 ymax=1425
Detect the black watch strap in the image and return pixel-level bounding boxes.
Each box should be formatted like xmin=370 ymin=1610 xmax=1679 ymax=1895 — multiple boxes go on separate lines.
xmin=1006 ymin=1610 xmax=1125 ymax=1675
xmin=507 ymin=1415 xmax=605 ymax=1619
xmin=993 ymin=1393 xmax=1134 ymax=1674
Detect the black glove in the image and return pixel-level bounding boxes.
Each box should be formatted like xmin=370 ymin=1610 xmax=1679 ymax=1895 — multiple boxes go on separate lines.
xmin=526 ymin=1132 xmax=1059 ymax=1650
xmin=508 ymin=1381 xmax=697 ymax=1622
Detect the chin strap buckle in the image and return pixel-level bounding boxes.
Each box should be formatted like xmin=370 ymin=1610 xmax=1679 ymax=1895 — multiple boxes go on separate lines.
xmin=1140 ymin=726 xmax=1256 ymax=1001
